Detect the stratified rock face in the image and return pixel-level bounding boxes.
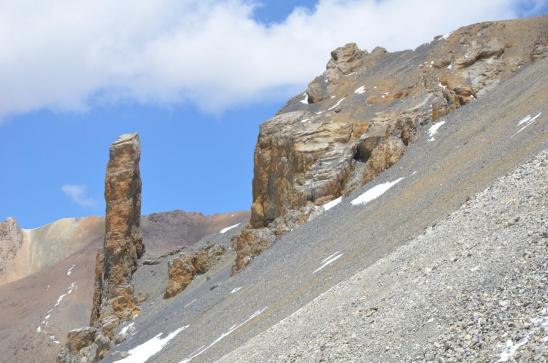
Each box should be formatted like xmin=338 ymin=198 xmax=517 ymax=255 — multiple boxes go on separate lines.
xmin=102 ymin=133 xmax=144 ymax=290
xmin=91 ymin=132 xmax=144 ymax=324
xmin=59 ymin=133 xmax=144 ymax=363
xmin=249 ymin=17 xmax=547 ymax=229
xmin=235 ymin=17 xmax=548 ymax=272
xmin=0 ymin=218 xmax=23 ymax=277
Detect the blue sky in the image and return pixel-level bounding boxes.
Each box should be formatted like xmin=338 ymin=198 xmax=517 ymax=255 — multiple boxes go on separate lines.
xmin=1 ymin=0 xmax=546 ymax=228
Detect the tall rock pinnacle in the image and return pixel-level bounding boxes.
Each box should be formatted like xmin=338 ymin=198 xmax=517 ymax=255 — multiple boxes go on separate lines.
xmin=59 ymin=133 xmax=144 ymax=363
xmin=91 ymin=132 xmax=144 ymax=324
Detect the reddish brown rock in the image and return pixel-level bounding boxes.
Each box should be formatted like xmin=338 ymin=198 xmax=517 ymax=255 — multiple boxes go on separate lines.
xmin=362 ymin=136 xmax=405 ymax=184
xmin=59 ymin=133 xmax=144 ymax=363
xmin=90 ymin=251 xmax=104 ymax=326
xmin=163 ymin=243 xmax=227 ymax=299
xmin=65 ymin=328 xmax=97 ymax=354
xmin=164 ymin=255 xmax=196 ymax=299
xmin=231 ymin=227 xmax=275 ymax=274
xmin=93 ymin=132 xmax=143 ymax=323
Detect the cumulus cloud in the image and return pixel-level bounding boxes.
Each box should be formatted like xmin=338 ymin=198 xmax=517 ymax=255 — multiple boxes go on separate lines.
xmin=0 ymin=0 xmax=539 ymax=119
xmin=61 ymin=184 xmax=98 ymax=208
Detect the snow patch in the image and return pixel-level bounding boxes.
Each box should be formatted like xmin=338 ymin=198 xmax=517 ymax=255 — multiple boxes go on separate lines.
xmin=328 ymin=97 xmax=345 ymax=111
xmin=179 ymin=308 xmax=267 ymax=363
xmin=115 ymin=325 xmax=189 ymax=363
xmin=498 ymin=314 xmax=548 ymax=362
xmin=300 ymin=93 xmax=309 ymax=105
xmin=447 ymin=63 xmax=452 ymax=71
xmin=354 ymin=85 xmax=366 ymax=94
xmin=428 ymin=120 xmax=446 ymax=141
xmin=54 ymin=282 xmax=77 ymax=307
xmin=351 ymin=178 xmax=405 ymax=206
xmin=230 ymin=287 xmax=243 ymax=294
xmin=512 ymin=112 xmax=542 ymax=137
xmin=220 ymin=223 xmax=240 ymax=234
xmin=322 ymin=197 xmax=342 ymax=211
xmin=66 ymin=264 xmax=75 ymax=276
xmin=119 ymin=322 xmax=135 ymax=336
xmin=313 ymin=252 xmax=343 ymax=274
xmin=184 ymin=299 xmax=197 ymax=308
xmin=499 ymin=336 xmax=531 ymax=361
xmin=442 ymin=32 xmax=452 ymax=40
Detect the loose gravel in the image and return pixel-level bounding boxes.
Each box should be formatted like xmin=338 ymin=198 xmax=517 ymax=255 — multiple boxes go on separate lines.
xmin=218 ymin=149 xmax=548 ymax=363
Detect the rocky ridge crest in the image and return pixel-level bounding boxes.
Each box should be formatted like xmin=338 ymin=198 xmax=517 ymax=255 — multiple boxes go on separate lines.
xmin=232 ymin=16 xmax=548 ymax=273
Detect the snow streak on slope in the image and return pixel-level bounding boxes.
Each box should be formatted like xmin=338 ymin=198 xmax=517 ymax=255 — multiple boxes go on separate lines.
xmin=220 ymin=223 xmax=240 ymax=234
xmin=328 ymin=98 xmax=345 ymax=111
xmin=322 ymin=197 xmax=342 ymax=211
xmin=115 ymin=325 xmax=189 ymax=363
xmin=428 ymin=121 xmax=446 ymax=141
xmin=351 ymin=178 xmax=405 ymax=206
xmin=66 ymin=265 xmax=75 ymax=276
xmin=179 ymin=308 xmax=267 ymax=363
xmin=512 ymin=112 xmax=542 ymax=137
xmin=313 ymin=252 xmax=344 ymax=274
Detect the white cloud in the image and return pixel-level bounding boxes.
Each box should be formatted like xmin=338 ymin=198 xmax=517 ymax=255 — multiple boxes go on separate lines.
xmin=0 ymin=0 xmax=535 ymax=119
xmin=61 ymin=184 xmax=98 ymax=208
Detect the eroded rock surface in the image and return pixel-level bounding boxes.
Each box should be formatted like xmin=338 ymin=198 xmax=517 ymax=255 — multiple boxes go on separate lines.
xmin=91 ymin=132 xmax=144 ymax=325
xmin=231 ymin=228 xmax=275 ymax=274
xmin=164 ymin=243 xmax=227 ymax=298
xmin=236 ymin=16 xmax=548 ymax=272
xmin=0 ymin=217 xmax=23 ymax=277
xmin=59 ymin=133 xmax=144 ymax=363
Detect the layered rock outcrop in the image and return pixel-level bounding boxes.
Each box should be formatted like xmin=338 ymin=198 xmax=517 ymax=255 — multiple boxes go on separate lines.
xmin=91 ymin=132 xmax=144 ymax=325
xmin=231 ymin=227 xmax=275 ymax=274
xmin=59 ymin=133 xmax=144 ymax=363
xmin=164 ymin=243 xmax=227 ymax=298
xmin=235 ymin=16 xmax=548 ymax=272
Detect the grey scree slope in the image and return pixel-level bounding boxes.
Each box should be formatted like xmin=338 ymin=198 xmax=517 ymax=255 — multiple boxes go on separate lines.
xmin=103 ymin=58 xmax=547 ymax=363
xmin=218 ymin=150 xmax=548 ymax=363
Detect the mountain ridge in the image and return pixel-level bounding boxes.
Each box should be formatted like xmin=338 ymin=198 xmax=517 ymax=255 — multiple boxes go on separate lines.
xmin=0 ymin=14 xmax=546 ymax=363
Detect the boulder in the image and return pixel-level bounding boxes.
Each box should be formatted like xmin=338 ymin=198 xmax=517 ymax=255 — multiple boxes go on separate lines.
xmin=164 ymin=255 xmax=196 ymax=299
xmin=231 ymin=227 xmax=275 ymax=274
xmin=163 ymin=243 xmax=227 ymax=299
